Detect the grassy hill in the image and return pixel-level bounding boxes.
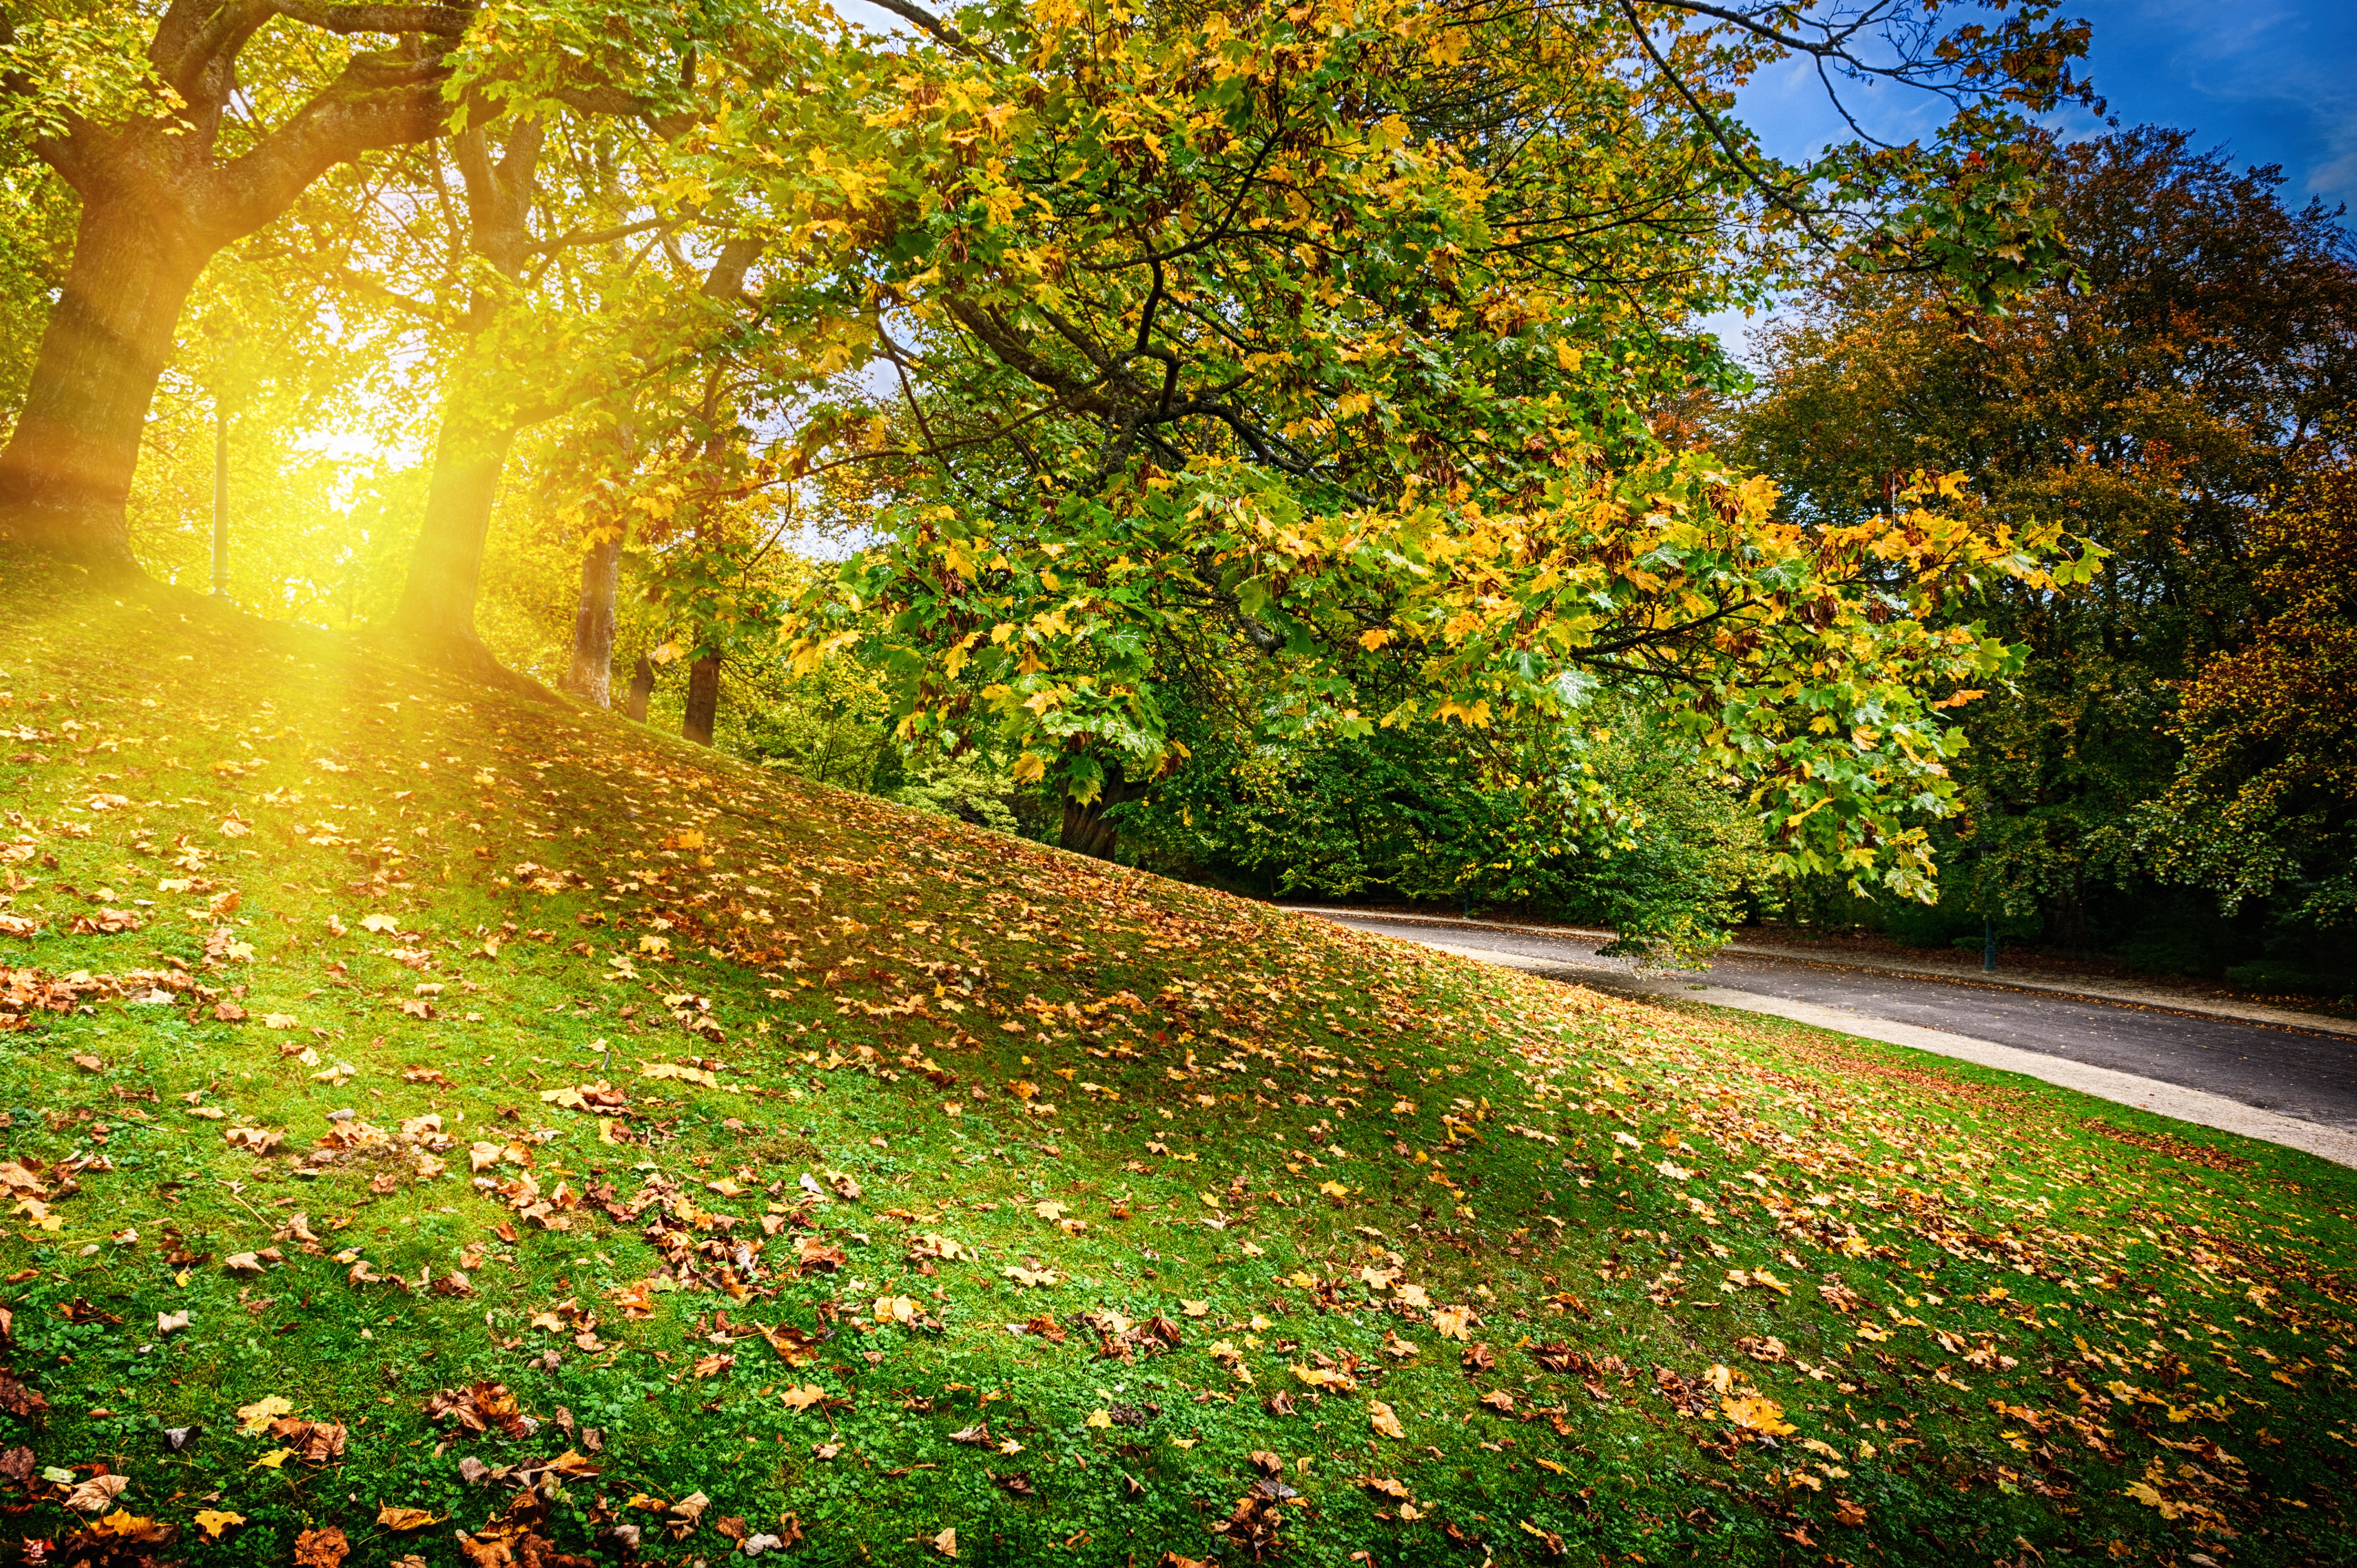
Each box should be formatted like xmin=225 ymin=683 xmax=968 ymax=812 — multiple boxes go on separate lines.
xmin=1 ymin=567 xmax=2353 ymax=1567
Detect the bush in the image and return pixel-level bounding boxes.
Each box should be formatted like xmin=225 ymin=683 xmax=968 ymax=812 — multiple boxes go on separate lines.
xmin=2222 ymin=961 xmax=2350 ymax=998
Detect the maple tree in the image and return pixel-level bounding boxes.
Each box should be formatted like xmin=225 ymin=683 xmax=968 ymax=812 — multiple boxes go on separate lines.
xmin=0 ymin=0 xmax=810 ymax=583
xmin=2140 ymin=443 xmax=2357 ymax=937
xmin=0 ymin=0 xmax=476 ymax=572
xmin=786 ymin=0 xmax=2099 ymax=893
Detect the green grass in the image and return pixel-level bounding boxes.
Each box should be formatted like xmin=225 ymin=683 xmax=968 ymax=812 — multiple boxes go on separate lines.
xmin=1 ymin=566 xmax=2353 ymax=1567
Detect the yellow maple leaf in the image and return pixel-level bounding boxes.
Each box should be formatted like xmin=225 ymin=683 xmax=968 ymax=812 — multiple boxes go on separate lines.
xmin=234 ymin=1395 xmax=291 ymax=1435
xmin=1722 ymin=1395 xmax=1796 ymax=1436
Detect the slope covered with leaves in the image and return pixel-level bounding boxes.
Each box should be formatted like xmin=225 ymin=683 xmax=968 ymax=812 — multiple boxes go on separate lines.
xmin=0 ymin=569 xmax=2352 ymax=1567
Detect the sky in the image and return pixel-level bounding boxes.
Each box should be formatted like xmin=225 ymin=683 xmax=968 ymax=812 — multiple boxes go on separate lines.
xmin=1704 ymin=0 xmax=2357 ymax=355
xmin=1738 ymin=0 xmax=2357 ymax=209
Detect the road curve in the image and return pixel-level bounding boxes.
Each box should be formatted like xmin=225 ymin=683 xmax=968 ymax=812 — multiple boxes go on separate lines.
xmin=1304 ymin=911 xmax=2357 ymax=1161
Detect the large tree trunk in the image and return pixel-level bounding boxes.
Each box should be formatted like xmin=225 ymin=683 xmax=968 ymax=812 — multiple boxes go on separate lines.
xmin=559 ymin=533 xmax=622 ymax=705
xmin=682 ymin=654 xmax=722 ymax=746
xmin=388 ymin=414 xmax=517 ymax=652
xmin=624 ymin=655 xmax=656 ymax=721
xmin=1059 ymin=775 xmax=1150 ymax=860
xmin=0 ymin=201 xmax=205 ymax=575
xmin=0 ymin=7 xmax=463 ymax=578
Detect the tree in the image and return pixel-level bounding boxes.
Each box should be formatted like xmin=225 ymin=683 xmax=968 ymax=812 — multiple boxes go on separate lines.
xmin=2140 ymin=444 xmax=2357 ymax=946
xmin=0 ymin=0 xmax=806 ymax=585
xmin=1734 ymin=128 xmax=2357 ymax=947
xmin=382 ymin=146 xmax=778 ymax=661
xmin=788 ymin=0 xmax=2100 ymax=896
xmin=1120 ymin=674 xmax=1768 ymax=961
xmin=0 ymin=0 xmax=476 ymax=572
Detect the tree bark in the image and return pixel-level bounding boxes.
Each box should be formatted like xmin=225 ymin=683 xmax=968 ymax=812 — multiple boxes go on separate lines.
xmin=1059 ymin=775 xmax=1150 ymax=860
xmin=0 ymin=202 xmax=207 ymax=575
xmin=0 ymin=3 xmax=470 ymax=573
xmin=560 ymin=532 xmax=622 ymax=705
xmin=624 ymin=654 xmax=656 ymax=721
xmin=389 ymin=411 xmax=517 ymax=652
xmin=387 ymin=123 xmax=540 ymax=652
xmin=682 ymin=653 xmax=722 ymax=746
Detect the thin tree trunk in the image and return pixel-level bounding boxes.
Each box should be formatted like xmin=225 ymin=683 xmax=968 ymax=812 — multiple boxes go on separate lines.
xmin=387 ymin=124 xmax=538 ymax=657
xmin=559 ymin=533 xmax=621 ymax=705
xmin=624 ymin=655 xmax=656 ymax=721
xmin=0 ymin=202 xmax=205 ymax=575
xmin=682 ymin=654 xmax=722 ymax=746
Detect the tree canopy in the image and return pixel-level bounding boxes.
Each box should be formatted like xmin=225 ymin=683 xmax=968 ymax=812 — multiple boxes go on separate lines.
xmin=0 ymin=0 xmax=2119 ymax=919
xmin=1735 ymin=127 xmax=2357 ymax=966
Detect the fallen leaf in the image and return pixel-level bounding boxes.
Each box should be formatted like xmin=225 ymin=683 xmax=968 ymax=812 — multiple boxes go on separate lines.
xmin=1369 ymin=1401 xmax=1405 ymax=1440
xmin=1723 ymin=1395 xmax=1797 ymax=1436
xmin=64 ymin=1474 xmax=130 ymax=1513
xmin=932 ymin=1526 xmax=959 ymax=1558
xmin=375 ymin=1506 xmax=442 ymax=1531
xmin=193 ymin=1508 xmax=246 ymax=1539
xmin=234 ymin=1395 xmax=292 ymax=1435
xmin=293 ymin=1524 xmax=350 ymax=1566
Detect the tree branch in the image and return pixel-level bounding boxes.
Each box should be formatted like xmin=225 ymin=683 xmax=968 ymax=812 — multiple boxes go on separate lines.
xmin=861 ymin=0 xmax=1005 ymax=64
xmin=553 ymin=85 xmax=697 ymax=140
xmin=208 ymin=49 xmax=455 ymax=241
xmin=1614 ymin=0 xmax=1835 ymax=247
xmin=266 ymin=1 xmax=475 ymax=35
xmin=0 ymin=10 xmax=104 ymax=194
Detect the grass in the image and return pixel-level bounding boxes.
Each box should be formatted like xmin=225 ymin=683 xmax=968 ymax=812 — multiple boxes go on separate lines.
xmin=1 ymin=566 xmax=2353 ymax=1567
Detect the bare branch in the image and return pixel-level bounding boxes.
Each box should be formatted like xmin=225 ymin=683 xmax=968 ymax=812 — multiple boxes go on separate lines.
xmin=1615 ymin=0 xmax=1835 ymax=246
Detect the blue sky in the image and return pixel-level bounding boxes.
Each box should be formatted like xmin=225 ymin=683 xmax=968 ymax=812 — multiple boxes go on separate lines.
xmin=1737 ymin=0 xmax=2357 ymax=210
xmin=1702 ymin=0 xmax=2357 ymax=355
xmin=2058 ymin=0 xmax=2357 ymax=211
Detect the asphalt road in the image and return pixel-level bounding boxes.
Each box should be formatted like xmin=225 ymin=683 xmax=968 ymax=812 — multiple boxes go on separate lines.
xmin=1315 ymin=913 xmax=2357 ymax=1133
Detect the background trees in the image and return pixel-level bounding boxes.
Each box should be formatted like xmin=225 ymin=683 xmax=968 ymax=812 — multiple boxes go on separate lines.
xmin=1734 ymin=128 xmax=2357 ymax=983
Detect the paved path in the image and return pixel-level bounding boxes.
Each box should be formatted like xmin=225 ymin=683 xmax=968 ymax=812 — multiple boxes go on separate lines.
xmin=1300 ymin=910 xmax=2357 ymax=1168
